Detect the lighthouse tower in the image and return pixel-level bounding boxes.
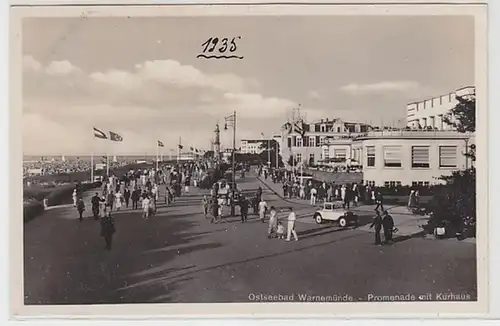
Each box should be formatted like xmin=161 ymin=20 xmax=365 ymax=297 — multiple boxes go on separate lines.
xmin=214 ymin=124 xmax=221 ymax=162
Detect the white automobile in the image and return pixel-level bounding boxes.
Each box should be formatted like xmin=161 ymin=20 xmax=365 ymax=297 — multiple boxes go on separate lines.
xmin=313 ymin=202 xmax=358 ymax=227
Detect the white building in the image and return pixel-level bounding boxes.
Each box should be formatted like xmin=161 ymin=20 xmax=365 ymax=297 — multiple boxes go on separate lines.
xmin=353 ymin=130 xmax=473 ymax=187
xmin=239 ymin=139 xmax=271 ymax=154
xmin=406 ymin=86 xmax=475 ymax=130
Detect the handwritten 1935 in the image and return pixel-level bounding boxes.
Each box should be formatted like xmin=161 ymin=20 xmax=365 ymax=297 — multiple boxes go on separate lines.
xmin=197 ymin=37 xmax=243 ymax=59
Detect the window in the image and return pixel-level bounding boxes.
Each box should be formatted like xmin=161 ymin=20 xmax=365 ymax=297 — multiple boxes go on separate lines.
xmin=296 ymin=153 xmax=302 ymax=163
xmin=439 ymin=146 xmax=457 ymax=168
xmin=383 ymin=146 xmax=402 ymax=167
xmin=337 ymin=127 xmax=341 ymax=133
xmin=315 ymin=124 xmax=320 ymax=132
xmin=384 ymin=181 xmax=401 ymax=187
xmin=424 ymin=181 xmax=430 ymax=187
xmin=412 ymin=146 xmax=430 ymax=168
xmin=315 ymin=136 xmax=320 ymax=147
xmin=412 ymin=181 xmax=424 ymax=187
xmin=320 ymin=125 xmax=326 ymax=132
xmin=366 ymin=146 xmax=376 ymax=167
xmin=334 ymin=148 xmax=347 ymax=159
xmin=287 ymin=137 xmax=292 ymax=148
xmin=322 ymin=147 xmax=330 ymax=160
xmin=309 ymin=136 xmax=315 ymax=148
xmin=309 ymin=153 xmax=315 ymax=164
xmin=296 ymin=137 xmax=303 ymax=147
xmin=366 ymin=181 xmax=375 ymax=187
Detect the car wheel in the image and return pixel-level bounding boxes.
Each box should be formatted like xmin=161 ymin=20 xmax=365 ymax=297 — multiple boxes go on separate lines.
xmin=339 ymin=217 xmax=348 ymax=228
xmin=314 ymin=213 xmax=323 ymax=224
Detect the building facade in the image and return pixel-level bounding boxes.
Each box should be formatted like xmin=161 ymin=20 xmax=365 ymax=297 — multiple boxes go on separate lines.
xmin=406 ymin=86 xmax=475 ymax=130
xmin=239 ymin=139 xmax=271 ymax=154
xmin=354 ymin=130 xmax=473 ymax=187
xmin=281 ymin=118 xmax=372 ymax=165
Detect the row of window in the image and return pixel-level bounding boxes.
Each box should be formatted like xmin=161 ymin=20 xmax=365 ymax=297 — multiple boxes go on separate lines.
xmin=366 ymin=145 xmax=458 ymax=169
xmin=366 ymin=181 xmax=431 ymax=187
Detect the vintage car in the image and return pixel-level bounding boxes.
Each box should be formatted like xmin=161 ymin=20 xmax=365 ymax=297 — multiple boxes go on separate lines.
xmin=312 ymin=202 xmax=358 ymax=227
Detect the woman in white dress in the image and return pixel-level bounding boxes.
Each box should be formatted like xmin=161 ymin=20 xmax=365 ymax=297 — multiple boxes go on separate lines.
xmin=115 ymin=192 xmax=123 ymax=211
xmin=72 ymin=189 xmax=78 ymax=207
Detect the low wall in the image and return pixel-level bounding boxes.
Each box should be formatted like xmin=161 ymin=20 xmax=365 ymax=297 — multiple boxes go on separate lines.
xmin=304 ymin=169 xmax=363 ymax=184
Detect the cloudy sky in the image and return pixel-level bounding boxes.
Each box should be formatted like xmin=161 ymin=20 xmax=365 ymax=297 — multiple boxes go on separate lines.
xmin=22 ymin=15 xmax=474 ymax=155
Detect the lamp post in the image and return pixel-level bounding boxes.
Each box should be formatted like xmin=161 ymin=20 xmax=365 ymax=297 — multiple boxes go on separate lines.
xmin=225 ymin=111 xmax=237 ymax=216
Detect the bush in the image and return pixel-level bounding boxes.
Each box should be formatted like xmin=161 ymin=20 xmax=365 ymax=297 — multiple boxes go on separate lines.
xmin=23 ymin=200 xmax=45 ymax=222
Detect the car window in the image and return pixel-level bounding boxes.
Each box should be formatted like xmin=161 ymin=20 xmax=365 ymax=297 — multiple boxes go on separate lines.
xmin=324 ymin=204 xmax=333 ymax=210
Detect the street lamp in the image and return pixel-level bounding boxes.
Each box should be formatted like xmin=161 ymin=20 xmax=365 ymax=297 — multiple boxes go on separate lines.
xmin=224 ymin=111 xmax=237 ymax=216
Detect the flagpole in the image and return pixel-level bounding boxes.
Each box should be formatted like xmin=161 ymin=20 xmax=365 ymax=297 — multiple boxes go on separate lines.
xmin=156 ymin=142 xmax=159 ymax=171
xmin=91 ymin=152 xmax=94 ymax=183
xmin=178 ymin=137 xmax=181 ymax=163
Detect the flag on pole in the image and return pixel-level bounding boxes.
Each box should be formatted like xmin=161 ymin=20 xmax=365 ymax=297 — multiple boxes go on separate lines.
xmin=178 ymin=144 xmax=183 ymax=149
xmin=190 ymin=146 xmax=194 ymax=151
xmin=93 ymin=127 xmax=107 ymax=139
xmin=158 ymin=140 xmax=164 ymax=147
xmin=109 ymin=131 xmax=123 ymax=142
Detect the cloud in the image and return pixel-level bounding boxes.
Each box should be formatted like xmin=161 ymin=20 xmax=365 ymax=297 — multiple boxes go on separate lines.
xmin=23 ymin=55 xmax=42 ymax=72
xmin=220 ymin=92 xmax=295 ymax=119
xmin=340 ymin=81 xmax=421 ymax=95
xmin=91 ymin=60 xmax=255 ymax=93
xmin=45 ymin=60 xmax=83 ymax=75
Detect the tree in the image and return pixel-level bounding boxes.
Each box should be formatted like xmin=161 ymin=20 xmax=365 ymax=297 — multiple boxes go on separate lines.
xmin=429 ymin=94 xmax=476 ymax=237
xmin=443 ymin=93 xmax=476 ymax=161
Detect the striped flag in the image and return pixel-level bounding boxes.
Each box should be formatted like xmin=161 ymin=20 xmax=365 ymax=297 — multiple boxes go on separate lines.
xmin=93 ymin=127 xmax=107 ymax=139
xmin=158 ymin=140 xmax=164 ymax=147
xmin=109 ymin=131 xmax=123 ymax=142
xmin=294 ymin=120 xmax=305 ymax=136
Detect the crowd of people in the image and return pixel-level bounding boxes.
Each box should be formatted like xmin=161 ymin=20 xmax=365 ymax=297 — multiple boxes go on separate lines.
xmin=23 ymin=158 xmax=135 ymax=178
xmin=72 ymin=160 xmax=209 ymax=250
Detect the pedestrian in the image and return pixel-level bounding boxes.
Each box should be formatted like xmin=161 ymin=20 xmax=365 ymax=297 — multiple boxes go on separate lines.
xmin=107 ymin=191 xmax=115 ymax=211
xmin=123 ymin=188 xmax=131 ymax=208
xmin=72 ymin=189 xmax=78 ymax=207
xmin=100 ymin=210 xmax=116 ymax=251
xmin=286 ymin=207 xmax=299 ymax=242
xmin=91 ymin=192 xmax=101 ymax=220
xmin=375 ymin=190 xmax=384 ymax=213
xmin=277 ymin=221 xmax=285 ymax=239
xmin=211 ymin=197 xmax=220 ymax=223
xmin=131 ymin=188 xmax=140 ymax=210
xmin=202 ymin=195 xmax=209 ymax=218
xmin=76 ymin=197 xmax=85 ymax=221
xmin=240 ymin=197 xmax=249 ymax=223
xmin=370 ymin=210 xmax=383 ymax=245
xmin=258 ymin=198 xmax=268 ymax=223
xmin=310 ymin=187 xmax=317 ymax=205
xmin=142 ymin=195 xmax=151 ymax=219
xmin=382 ymin=210 xmax=395 ymax=244
xmin=267 ymin=206 xmax=278 ymax=238
xmin=115 ymin=191 xmax=123 ymax=211
xmin=184 ymin=176 xmax=190 ymax=194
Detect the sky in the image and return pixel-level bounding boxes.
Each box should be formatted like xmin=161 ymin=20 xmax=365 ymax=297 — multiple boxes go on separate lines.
xmin=22 ymin=15 xmax=474 ymax=155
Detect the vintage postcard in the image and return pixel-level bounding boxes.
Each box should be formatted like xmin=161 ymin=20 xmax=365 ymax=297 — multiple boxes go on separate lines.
xmin=10 ymin=1 xmax=489 ymax=319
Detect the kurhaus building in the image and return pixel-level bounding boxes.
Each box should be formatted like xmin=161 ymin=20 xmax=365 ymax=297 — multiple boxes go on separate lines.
xmin=351 ymin=130 xmax=473 ymax=187
xmin=280 ymin=86 xmax=475 ymax=187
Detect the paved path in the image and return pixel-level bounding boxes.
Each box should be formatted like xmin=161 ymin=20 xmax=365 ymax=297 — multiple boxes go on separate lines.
xmin=24 ymin=174 xmax=477 ymax=304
